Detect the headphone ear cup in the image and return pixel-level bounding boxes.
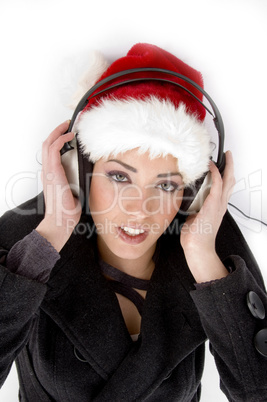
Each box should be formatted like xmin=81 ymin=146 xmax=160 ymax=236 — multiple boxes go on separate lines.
xmin=180 ymin=152 xmax=226 ymax=214
xmin=217 ymin=151 xmax=226 ymax=177
xmin=61 ymin=131 xmax=94 ymax=214
xmin=180 ymin=172 xmax=211 ymax=214
xmin=61 ymin=136 xmax=80 ymax=197
xmin=186 ymin=171 xmax=212 ymax=214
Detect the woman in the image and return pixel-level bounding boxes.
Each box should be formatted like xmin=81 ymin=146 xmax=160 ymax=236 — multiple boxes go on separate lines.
xmin=0 ymin=43 xmax=267 ymax=401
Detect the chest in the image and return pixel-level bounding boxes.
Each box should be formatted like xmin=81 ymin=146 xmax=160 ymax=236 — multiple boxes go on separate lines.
xmin=36 ymin=238 xmax=206 ymax=400
xmin=115 ymin=289 xmax=147 ymax=336
xmin=100 ymin=261 xmax=151 ymax=337
xmin=26 ymin=306 xmax=205 ymax=402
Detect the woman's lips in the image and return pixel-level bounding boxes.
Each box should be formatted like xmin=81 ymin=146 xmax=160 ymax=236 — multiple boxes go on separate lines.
xmin=117 ymin=226 xmax=149 ymax=245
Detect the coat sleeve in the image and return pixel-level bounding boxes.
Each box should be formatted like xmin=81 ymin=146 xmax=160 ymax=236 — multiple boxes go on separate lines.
xmin=0 ymin=194 xmax=58 ymax=386
xmin=0 ymin=266 xmax=47 ymax=386
xmin=190 ymin=211 xmax=267 ymax=401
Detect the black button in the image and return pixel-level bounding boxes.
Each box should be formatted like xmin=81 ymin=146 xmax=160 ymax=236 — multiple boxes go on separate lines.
xmin=164 ymin=372 xmax=172 ymax=381
xmin=246 ymin=291 xmax=265 ymax=320
xmin=74 ymin=347 xmax=87 ymax=362
xmin=254 ymin=329 xmax=267 ymax=358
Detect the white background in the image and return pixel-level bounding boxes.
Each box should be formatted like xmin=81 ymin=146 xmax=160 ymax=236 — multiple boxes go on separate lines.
xmin=0 ymin=0 xmax=266 ymax=400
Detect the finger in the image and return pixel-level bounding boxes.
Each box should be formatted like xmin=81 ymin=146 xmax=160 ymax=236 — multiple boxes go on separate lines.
xmin=49 ymin=131 xmax=74 ymax=151
xmin=42 ymin=126 xmax=74 ymax=166
xmin=46 ymin=131 xmax=75 ymax=167
xmin=222 ymin=151 xmax=235 ymax=183
xmin=222 ymin=151 xmax=235 ymax=201
xmin=208 ymin=160 xmax=223 ymax=197
xmin=43 ymin=120 xmax=71 ymax=148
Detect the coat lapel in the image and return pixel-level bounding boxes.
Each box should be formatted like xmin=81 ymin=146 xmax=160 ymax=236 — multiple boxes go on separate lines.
xmin=93 ymin=235 xmax=207 ymax=400
xmin=41 ymin=224 xmax=206 ymax=398
xmin=41 ymin=227 xmax=133 ymax=381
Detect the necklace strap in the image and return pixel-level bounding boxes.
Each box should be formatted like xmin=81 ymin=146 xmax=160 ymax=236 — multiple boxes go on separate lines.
xmin=99 ymin=260 xmax=150 ymax=291
xmin=108 ymin=281 xmax=145 ymax=316
xmin=99 ymin=260 xmax=151 ymax=316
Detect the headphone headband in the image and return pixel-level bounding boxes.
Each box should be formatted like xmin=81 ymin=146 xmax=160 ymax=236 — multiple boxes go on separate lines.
xmin=64 ymin=67 xmax=225 ymax=170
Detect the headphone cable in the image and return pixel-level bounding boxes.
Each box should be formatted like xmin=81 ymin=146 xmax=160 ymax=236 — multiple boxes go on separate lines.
xmin=228 ymin=202 xmax=267 ymax=227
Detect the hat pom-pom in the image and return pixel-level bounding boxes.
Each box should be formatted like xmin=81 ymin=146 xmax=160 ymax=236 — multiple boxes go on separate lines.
xmin=68 ymin=50 xmax=109 ymax=109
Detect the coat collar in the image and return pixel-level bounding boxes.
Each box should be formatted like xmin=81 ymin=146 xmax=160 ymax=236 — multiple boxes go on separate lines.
xmin=41 ymin=218 xmax=206 ymax=399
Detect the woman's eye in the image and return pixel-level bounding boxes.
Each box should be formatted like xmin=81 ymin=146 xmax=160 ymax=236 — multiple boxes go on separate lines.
xmin=157 ymin=182 xmax=178 ymax=193
xmin=106 ymin=171 xmax=129 ymax=183
xmin=114 ymin=174 xmax=128 ymax=182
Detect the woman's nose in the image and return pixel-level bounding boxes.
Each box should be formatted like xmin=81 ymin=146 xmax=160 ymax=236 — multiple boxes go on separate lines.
xmin=118 ymin=185 xmax=160 ymax=217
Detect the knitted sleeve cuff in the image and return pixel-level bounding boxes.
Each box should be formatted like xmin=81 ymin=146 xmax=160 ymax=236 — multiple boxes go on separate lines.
xmin=6 ymin=230 xmax=60 ymax=283
xmin=194 ymin=257 xmax=235 ymax=289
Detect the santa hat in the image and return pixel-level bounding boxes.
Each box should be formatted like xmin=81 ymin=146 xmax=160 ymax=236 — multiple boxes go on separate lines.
xmin=74 ymin=43 xmax=212 ymax=185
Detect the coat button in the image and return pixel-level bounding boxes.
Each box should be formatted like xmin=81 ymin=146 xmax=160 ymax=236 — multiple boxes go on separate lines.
xmin=74 ymin=347 xmax=87 ymax=362
xmin=164 ymin=371 xmax=172 ymax=381
xmin=254 ymin=329 xmax=267 ymax=357
xmin=247 ymin=291 xmax=265 ymax=320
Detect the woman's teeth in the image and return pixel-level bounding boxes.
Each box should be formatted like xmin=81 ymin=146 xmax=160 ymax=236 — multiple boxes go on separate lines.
xmin=121 ymin=226 xmax=145 ymax=236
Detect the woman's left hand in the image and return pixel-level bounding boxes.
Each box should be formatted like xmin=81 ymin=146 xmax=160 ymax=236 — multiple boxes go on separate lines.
xmin=180 ymin=150 xmax=235 ymax=283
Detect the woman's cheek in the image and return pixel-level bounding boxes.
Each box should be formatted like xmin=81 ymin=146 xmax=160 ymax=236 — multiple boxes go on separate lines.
xmin=90 ymin=178 xmax=118 ymax=216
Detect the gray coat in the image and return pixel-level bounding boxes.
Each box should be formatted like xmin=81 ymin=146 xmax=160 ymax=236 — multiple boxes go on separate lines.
xmin=0 ymin=194 xmax=267 ymax=401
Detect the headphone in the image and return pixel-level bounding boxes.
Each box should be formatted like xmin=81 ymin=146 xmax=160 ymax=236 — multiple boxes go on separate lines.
xmin=61 ymin=67 xmax=226 ymax=214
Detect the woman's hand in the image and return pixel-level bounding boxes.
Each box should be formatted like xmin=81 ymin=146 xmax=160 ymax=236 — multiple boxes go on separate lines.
xmin=36 ymin=121 xmax=82 ymax=252
xmin=180 ymin=151 xmax=235 ymax=283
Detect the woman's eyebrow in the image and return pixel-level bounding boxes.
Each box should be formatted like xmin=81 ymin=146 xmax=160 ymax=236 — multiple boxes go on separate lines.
xmin=107 ymin=159 xmax=183 ymax=179
xmin=107 ymin=159 xmax=137 ymax=172
xmin=157 ymin=172 xmax=183 ymax=178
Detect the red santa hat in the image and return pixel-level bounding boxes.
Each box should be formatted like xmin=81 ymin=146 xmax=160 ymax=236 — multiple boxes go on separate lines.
xmin=74 ymin=43 xmax=212 ymax=185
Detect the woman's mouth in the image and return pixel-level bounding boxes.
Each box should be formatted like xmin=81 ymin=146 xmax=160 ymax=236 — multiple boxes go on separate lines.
xmin=117 ymin=225 xmax=149 ymax=244
xmin=121 ymin=226 xmax=145 ymax=236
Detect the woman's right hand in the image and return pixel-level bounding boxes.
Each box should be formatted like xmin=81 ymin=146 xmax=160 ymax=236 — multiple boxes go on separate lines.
xmin=36 ymin=121 xmax=82 ymax=252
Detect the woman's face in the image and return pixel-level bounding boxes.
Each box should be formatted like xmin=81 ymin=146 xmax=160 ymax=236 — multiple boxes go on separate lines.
xmin=89 ymin=149 xmax=184 ymax=265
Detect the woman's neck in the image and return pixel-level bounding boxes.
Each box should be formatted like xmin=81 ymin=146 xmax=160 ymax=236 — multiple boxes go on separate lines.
xmin=96 ymin=237 xmax=156 ymax=280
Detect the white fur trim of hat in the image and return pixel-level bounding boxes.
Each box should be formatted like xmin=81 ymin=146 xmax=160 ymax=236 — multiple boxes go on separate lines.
xmin=76 ymin=96 xmax=212 ymax=186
